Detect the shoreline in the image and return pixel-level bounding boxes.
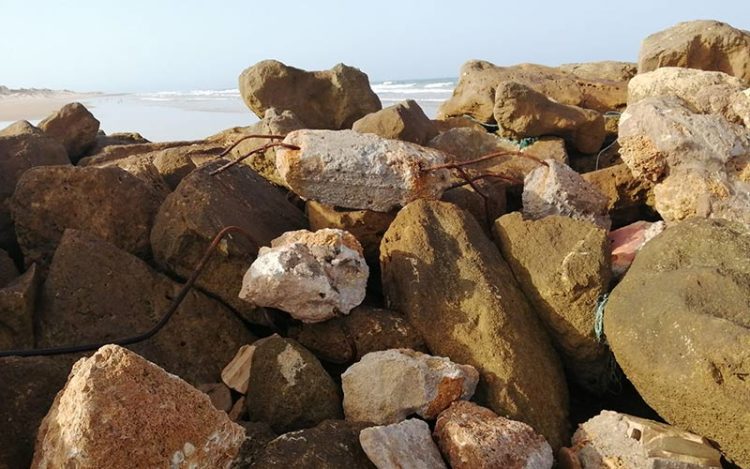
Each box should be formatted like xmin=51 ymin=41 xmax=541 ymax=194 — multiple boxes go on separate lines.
xmin=0 ymin=93 xmax=104 ymax=121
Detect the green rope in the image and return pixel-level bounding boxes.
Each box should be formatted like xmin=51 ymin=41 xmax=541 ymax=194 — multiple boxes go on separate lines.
xmin=518 ymin=137 xmax=538 ymax=149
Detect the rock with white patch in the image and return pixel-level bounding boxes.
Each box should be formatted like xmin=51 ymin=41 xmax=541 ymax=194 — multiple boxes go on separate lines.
xmin=359 ymin=419 xmax=447 ymax=469
xmin=276 ymin=129 xmax=452 ymax=211
xmin=31 ymin=345 xmax=244 ymax=469
xmin=239 ymin=228 xmax=369 ymax=323
xmin=341 ymin=348 xmax=478 ymax=425
xmin=245 ymin=337 xmax=342 ymax=434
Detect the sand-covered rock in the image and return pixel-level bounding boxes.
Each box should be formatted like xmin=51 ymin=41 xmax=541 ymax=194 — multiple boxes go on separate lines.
xmin=239 ymin=60 xmax=381 ymax=129
xmin=359 ymin=419 xmax=447 ymax=469
xmin=605 ymin=218 xmax=750 ymax=467
xmin=380 ymin=200 xmax=569 ymax=448
xmin=342 ymin=348 xmax=478 ymax=424
xmin=352 ymin=99 xmax=438 ymax=145
xmin=277 ymin=129 xmax=452 ymax=211
xmin=0 ymin=264 xmax=37 ymax=349
xmin=38 ymin=102 xmax=100 ymax=163
xmin=31 ymin=345 xmax=244 ymax=469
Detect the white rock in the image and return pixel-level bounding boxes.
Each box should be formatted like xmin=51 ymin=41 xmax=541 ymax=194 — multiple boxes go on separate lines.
xmin=221 ymin=344 xmax=256 ymax=394
xmin=359 ymin=419 xmax=447 ymax=469
xmin=239 ymin=228 xmax=368 ymax=323
xmin=276 ymin=129 xmax=452 ymax=211
xmin=341 ymin=348 xmax=478 ymax=425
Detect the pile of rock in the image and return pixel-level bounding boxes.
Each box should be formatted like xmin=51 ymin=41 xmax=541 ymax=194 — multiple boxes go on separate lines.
xmin=1 ymin=18 xmax=748 ymax=469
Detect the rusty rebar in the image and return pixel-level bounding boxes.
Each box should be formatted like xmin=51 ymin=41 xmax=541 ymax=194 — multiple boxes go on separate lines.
xmin=219 ymin=134 xmax=288 ymax=157
xmin=210 ymin=142 xmax=300 ymax=176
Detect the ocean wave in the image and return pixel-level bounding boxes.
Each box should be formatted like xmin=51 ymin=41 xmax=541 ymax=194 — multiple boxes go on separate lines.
xmin=424 ymin=81 xmax=454 ymax=88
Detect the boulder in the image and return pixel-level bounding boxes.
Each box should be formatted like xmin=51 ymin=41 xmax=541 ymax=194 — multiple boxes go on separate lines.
xmin=582 ymin=163 xmax=654 ymax=226
xmin=197 ymin=382 xmax=233 ymax=413
xmin=86 ymin=131 xmax=149 ymax=156
xmin=433 ymin=401 xmax=554 ymax=469
xmin=239 ymin=60 xmax=381 ymax=129
xmin=609 ymin=220 xmax=665 ymax=277
xmin=342 ymin=348 xmax=478 ymax=424
xmin=352 ymin=99 xmax=438 ymax=145
xmin=565 ymin=411 xmax=723 ymax=469
xmin=239 ymin=229 xmax=369 ymax=323
xmin=38 ymin=102 xmax=100 ymax=163
xmin=31 ymin=345 xmax=244 ymax=469
xmin=37 ymin=229 xmax=255 ymax=384
xmin=604 ymin=218 xmax=750 ymax=467
xmin=150 ymin=160 xmax=307 ymax=325
xmin=11 ymin=165 xmax=163 ymax=269
xmin=151 ymin=148 xmax=197 ymax=190
xmin=231 ymin=422 xmax=277 ymax=468
xmin=80 ymin=139 xmax=220 ymax=166
xmin=380 ymin=200 xmax=569 ymax=448
xmin=494 ymin=213 xmax=611 ymax=393
xmin=251 ymin=420 xmax=375 ymax=469
xmin=559 ymin=61 xmax=638 ymax=82
xmin=245 ymin=336 xmax=342 ymax=434
xmin=359 ymin=419 xmax=447 ymax=469
xmin=95 ymin=153 xmax=172 ymax=197
xmin=523 ymin=159 xmax=611 ymax=230
xmin=0 ymin=248 xmax=18 ymax=286
xmin=432 ymin=115 xmax=488 ymax=133
xmin=638 ymin=20 xmax=750 ymax=84
xmin=277 ymin=129 xmax=452 ymax=212
xmin=0 ymin=264 xmax=37 ymax=349
xmin=438 ymin=60 xmax=627 ymax=124
xmin=440 ymin=180 xmax=507 ymax=232
xmin=494 ymin=81 xmax=606 ymax=154
xmin=0 ymin=119 xmax=40 ymax=136
xmin=290 ymin=305 xmax=426 ymax=364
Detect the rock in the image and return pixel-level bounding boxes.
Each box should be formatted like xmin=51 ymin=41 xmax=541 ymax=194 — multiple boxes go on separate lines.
xmin=566 ymin=410 xmax=723 ymax=468
xmin=433 ymin=401 xmax=554 ymax=469
xmin=559 ymin=61 xmax=638 ymax=82
xmin=151 ymin=148 xmax=197 ymax=190
xmin=231 ymin=421 xmax=277 ymax=468
xmin=251 ymin=420 xmax=375 ymax=469
xmin=291 ymin=305 xmax=426 ymax=364
xmin=582 ymin=163 xmax=654 ymax=226
xmin=441 ymin=179 xmax=507 ymax=232
xmin=38 ymin=102 xmax=100 ymax=163
xmin=359 ymin=419 xmax=447 ymax=469
xmin=432 ymin=115 xmax=487 ymax=133
xmin=0 ymin=248 xmax=18 ymax=286
xmin=604 ymin=218 xmax=750 ymax=467
xmin=80 ymin=139 xmax=220 ymax=167
xmin=239 ymin=60 xmax=381 ymax=129
xmin=342 ymin=348 xmax=478 ymax=424
xmin=438 ymin=60 xmax=627 ymax=124
xmin=618 ymin=96 xmax=750 ymax=224
xmin=151 ymin=159 xmax=307 ymax=325
xmin=222 ymin=343 xmax=256 ymax=394
xmin=494 ymin=81 xmax=606 ymax=154
xmin=31 ymin=345 xmax=244 ymax=469
xmin=352 ymin=100 xmax=438 ymax=145
xmin=95 ymin=153 xmax=172 ymax=197
xmin=638 ymin=20 xmax=750 ymax=84
xmin=277 ymin=129 xmax=452 ymax=212
xmin=380 ymin=200 xmax=569 ymax=448
xmin=0 ymin=264 xmax=37 ymax=349
xmin=494 ymin=213 xmax=611 ymax=393
xmin=86 ymin=131 xmax=149 ymax=156
xmin=239 ymin=229 xmax=369 ymax=323
xmin=229 ymin=398 xmax=247 ymax=422
xmin=609 ymin=220 xmax=665 ymax=277
xmin=37 ymin=229 xmax=255 ymax=384
xmin=197 ymin=382 xmax=233 ymax=413
xmin=245 ymin=337 xmax=342 ymax=433
xmin=0 ymin=119 xmax=40 ymax=136
xmin=0 ymin=130 xmax=69 ymax=249
xmin=568 ymin=140 xmax=623 ymax=174
xmin=11 ymin=165 xmax=163 ymax=269
xmin=523 ymin=159 xmax=611 ymax=230
xmin=0 ymin=354 xmax=80 ymax=469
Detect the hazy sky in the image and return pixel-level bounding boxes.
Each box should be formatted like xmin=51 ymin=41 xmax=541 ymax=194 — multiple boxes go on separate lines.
xmin=1 ymin=0 xmax=747 ymax=92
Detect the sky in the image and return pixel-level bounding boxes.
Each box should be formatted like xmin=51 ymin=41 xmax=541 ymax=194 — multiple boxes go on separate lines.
xmin=0 ymin=0 xmax=748 ymax=92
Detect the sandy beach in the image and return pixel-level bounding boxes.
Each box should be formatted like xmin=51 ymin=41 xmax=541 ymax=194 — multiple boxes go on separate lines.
xmin=0 ymin=93 xmax=101 ymax=121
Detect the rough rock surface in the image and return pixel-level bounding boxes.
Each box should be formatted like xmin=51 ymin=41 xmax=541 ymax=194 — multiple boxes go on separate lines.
xmin=359 ymin=419 xmax=447 ymax=469
xmin=523 ymin=159 xmax=611 ymax=229
xmin=251 ymin=420 xmax=375 ymax=469
xmin=239 ymin=60 xmax=382 ymax=129
xmin=494 ymin=81 xmax=606 ymax=154
xmin=342 ymin=348 xmax=478 ymax=424
xmin=0 ymin=248 xmax=18 ymax=286
xmin=380 ymin=200 xmax=569 ymax=448
xmin=38 ymin=102 xmax=100 ymax=163
xmin=434 ymin=401 xmax=554 ymax=469
xmin=559 ymin=61 xmax=638 ymax=82
xmin=86 ymin=131 xmax=149 ymax=156
xmin=0 ymin=264 xmax=37 ymax=349
xmin=638 ymin=20 xmax=750 ymax=83
xmin=11 ymin=165 xmax=163 ymax=268
xmin=31 ymin=345 xmax=244 ymax=469
xmin=582 ymin=163 xmax=654 ymax=226
xmin=151 ymin=159 xmax=307 ymax=325
xmin=245 ymin=336 xmax=342 ymax=434
xmin=222 ymin=343 xmax=256 ymax=394
xmin=352 ymin=99 xmax=438 ymax=145
xmin=231 ymin=421 xmax=277 ymax=468
xmin=240 ymin=229 xmax=369 ymax=323
xmin=604 ymin=218 xmax=750 ymax=467
xmin=197 ymin=382 xmax=233 ymax=413
xmin=566 ymin=410 xmax=722 ymax=469
xmin=609 ymin=220 xmax=665 ymax=277
xmin=277 ymin=129 xmax=452 ymax=212
xmin=494 ymin=213 xmax=611 ymax=393
xmin=37 ymin=229 xmax=255 ymax=384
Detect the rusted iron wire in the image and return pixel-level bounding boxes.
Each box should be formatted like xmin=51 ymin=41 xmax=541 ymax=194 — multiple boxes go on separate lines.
xmin=210 ymin=142 xmax=300 ymax=176
xmin=218 ymin=134 xmax=287 ymax=158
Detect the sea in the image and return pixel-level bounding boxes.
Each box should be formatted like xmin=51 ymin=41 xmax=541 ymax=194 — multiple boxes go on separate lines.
xmin=0 ymin=79 xmax=456 ymax=142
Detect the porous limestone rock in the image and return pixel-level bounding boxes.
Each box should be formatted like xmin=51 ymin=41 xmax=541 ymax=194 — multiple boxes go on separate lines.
xmin=493 ymin=81 xmax=606 ymax=154
xmin=31 ymin=345 xmax=244 ymax=469
xmin=359 ymin=419 xmax=447 ymax=469
xmin=523 ymin=159 xmax=611 ymax=229
xmin=433 ymin=401 xmax=553 ymax=469
xmin=582 ymin=163 xmax=655 ymax=226
xmin=342 ymin=348 xmax=478 ymax=424
xmin=352 ymin=99 xmax=438 ymax=145
xmin=38 ymin=102 xmax=100 ymax=163
xmin=239 ymin=60 xmax=381 ymax=129
xmin=277 ymin=129 xmax=452 ymax=211
xmin=559 ymin=61 xmax=638 ymax=82
xmin=239 ymin=228 xmax=369 ymax=323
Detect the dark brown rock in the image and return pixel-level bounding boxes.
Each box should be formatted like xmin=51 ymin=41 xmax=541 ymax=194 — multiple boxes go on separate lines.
xmin=0 ymin=264 xmax=37 ymax=350
xmin=582 ymin=163 xmax=655 ymax=226
xmin=38 ymin=102 xmax=100 ymax=163
xmin=231 ymin=421 xmax=277 ymax=468
xmin=86 ymin=131 xmax=149 ymax=156
xmin=0 ymin=248 xmax=18 ymax=287
xmin=352 ymin=100 xmax=438 ymax=145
